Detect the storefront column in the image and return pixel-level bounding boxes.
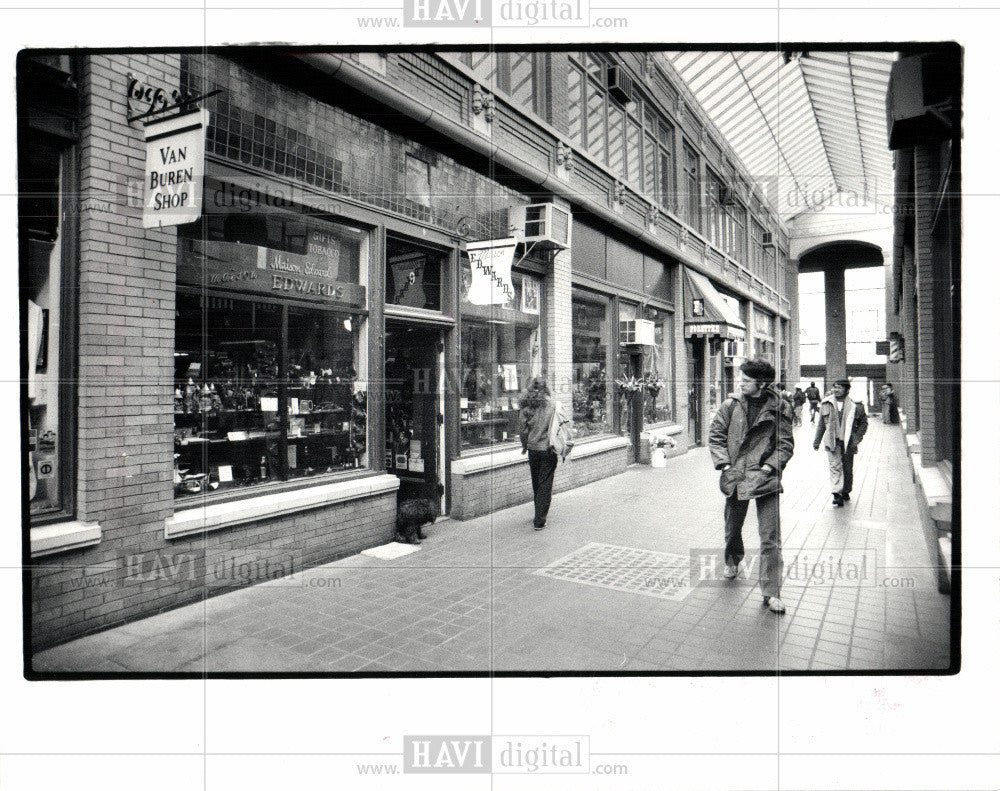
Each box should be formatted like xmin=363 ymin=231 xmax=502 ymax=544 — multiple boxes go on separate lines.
xmin=914 ymin=144 xmax=939 ymax=463
xmin=77 ymin=54 xmax=180 ymax=526
xmin=546 ymin=242 xmax=573 ymax=415
xmin=787 ymin=257 xmax=801 ymax=384
xmin=824 ymin=264 xmax=848 ymax=383
xmin=746 ymin=300 xmax=756 ymax=360
xmin=672 ymin=264 xmax=687 ymax=434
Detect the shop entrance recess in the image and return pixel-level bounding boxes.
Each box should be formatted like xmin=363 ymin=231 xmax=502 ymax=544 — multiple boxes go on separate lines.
xmin=385 ymin=321 xmax=445 ymax=511
xmin=687 ymin=338 xmax=703 ymax=446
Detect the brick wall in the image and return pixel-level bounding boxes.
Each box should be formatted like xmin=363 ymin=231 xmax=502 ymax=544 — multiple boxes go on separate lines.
xmin=914 ymin=145 xmax=938 ymax=463
xmin=449 ymin=445 xmax=629 ymax=521
xmin=29 ymin=54 xmax=398 ymax=651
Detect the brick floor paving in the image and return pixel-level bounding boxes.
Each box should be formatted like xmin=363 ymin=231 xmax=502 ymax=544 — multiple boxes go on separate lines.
xmin=32 ymin=417 xmax=953 ymax=674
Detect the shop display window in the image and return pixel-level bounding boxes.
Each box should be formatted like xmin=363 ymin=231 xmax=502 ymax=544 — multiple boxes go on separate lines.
xmin=174 ymin=207 xmax=368 ymax=499
xmin=459 ymin=264 xmax=543 ymax=450
xmin=571 ymin=290 xmax=613 ymax=438
xmin=643 ymin=307 xmax=675 ymax=425
xmin=173 ymin=295 xmax=365 ymax=498
xmin=24 ymin=142 xmax=73 ymax=519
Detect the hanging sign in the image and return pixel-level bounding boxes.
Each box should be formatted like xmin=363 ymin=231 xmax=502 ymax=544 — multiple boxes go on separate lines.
xmin=465 ymin=238 xmax=516 ymax=306
xmin=142 ymin=109 xmax=208 ymax=229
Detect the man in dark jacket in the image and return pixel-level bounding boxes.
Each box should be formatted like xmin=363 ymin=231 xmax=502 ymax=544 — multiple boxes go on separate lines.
xmin=813 ymin=378 xmax=868 ymax=507
xmin=804 ymin=381 xmax=822 ymax=423
xmin=709 ymin=358 xmax=795 ymax=614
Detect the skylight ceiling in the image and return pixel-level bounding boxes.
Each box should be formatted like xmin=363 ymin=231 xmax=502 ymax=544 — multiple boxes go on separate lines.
xmin=664 ymin=50 xmax=896 ymax=224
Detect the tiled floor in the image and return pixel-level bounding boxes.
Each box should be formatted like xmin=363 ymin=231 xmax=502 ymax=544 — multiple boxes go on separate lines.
xmin=32 ymin=417 xmax=953 ymax=674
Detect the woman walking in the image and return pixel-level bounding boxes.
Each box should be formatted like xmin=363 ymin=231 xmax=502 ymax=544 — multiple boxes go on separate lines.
xmin=519 ymin=377 xmax=558 ymax=530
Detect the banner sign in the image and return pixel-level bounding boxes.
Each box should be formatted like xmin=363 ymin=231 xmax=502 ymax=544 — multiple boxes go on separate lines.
xmin=142 ymin=109 xmax=208 ymax=229
xmin=465 ymin=238 xmax=517 ymax=306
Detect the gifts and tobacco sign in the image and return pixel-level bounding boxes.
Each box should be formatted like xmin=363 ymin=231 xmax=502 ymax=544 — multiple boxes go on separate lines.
xmin=142 ymin=109 xmax=209 ymax=229
xmin=465 ymin=238 xmax=517 ymax=306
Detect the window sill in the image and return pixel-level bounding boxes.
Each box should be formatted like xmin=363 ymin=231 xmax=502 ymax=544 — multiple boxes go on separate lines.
xmin=642 ymin=422 xmax=684 ymax=436
xmin=30 ymin=521 xmax=102 ymax=558
xmin=451 ymin=435 xmax=630 ymax=475
xmin=164 ymin=473 xmax=400 ymax=539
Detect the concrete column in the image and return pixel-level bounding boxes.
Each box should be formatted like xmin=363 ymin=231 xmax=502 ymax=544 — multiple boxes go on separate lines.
xmin=824 ymin=264 xmax=848 ymax=383
xmin=787 ymin=256 xmax=801 ymax=384
xmin=746 ymin=299 xmax=756 ymax=359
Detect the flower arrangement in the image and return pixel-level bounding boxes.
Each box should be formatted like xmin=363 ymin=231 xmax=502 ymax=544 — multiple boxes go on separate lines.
xmin=614 ymin=375 xmax=644 ymax=394
xmin=615 ymin=372 xmax=665 ymax=396
xmin=649 ymin=433 xmax=678 ymax=450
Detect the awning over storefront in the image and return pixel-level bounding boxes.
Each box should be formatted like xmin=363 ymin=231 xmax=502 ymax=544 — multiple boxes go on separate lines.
xmin=683 ymin=268 xmax=747 ymax=340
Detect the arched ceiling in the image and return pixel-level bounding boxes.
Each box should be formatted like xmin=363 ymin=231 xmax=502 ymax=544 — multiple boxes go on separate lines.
xmin=663 ymin=50 xmax=896 ymax=224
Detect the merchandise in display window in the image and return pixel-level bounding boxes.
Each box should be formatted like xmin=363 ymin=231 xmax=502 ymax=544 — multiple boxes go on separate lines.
xmin=459 ymin=262 xmax=543 ymax=450
xmin=173 ymin=295 xmax=366 ymax=498
xmin=173 ymin=207 xmax=368 ymax=499
xmin=571 ymin=290 xmax=613 ymax=438
xmin=642 ymin=307 xmax=675 ymax=425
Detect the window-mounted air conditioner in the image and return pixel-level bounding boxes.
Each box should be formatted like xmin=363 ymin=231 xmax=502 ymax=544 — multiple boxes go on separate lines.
xmin=723 ymin=339 xmax=747 ymax=359
xmin=619 ymin=319 xmax=655 ymax=346
xmin=762 ymin=231 xmax=776 ymax=249
xmin=606 ymin=65 xmax=635 ymax=104
xmin=719 ymin=182 xmax=738 ymax=205
xmin=509 ymin=203 xmax=572 ymax=250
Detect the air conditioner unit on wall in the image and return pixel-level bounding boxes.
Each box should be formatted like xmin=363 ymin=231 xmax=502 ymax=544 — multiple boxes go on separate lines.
xmin=606 ymin=66 xmax=635 ymax=104
xmin=509 ymin=203 xmax=572 ymax=250
xmin=619 ymin=319 xmax=655 ymax=346
xmin=887 ymin=52 xmax=958 ymax=150
xmin=719 ymin=182 xmax=738 ymax=205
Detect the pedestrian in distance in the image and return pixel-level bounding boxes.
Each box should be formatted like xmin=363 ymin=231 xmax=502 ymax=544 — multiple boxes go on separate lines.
xmin=708 ymin=358 xmax=795 ymax=614
xmin=792 ymin=387 xmax=807 ymax=426
xmin=813 ymin=378 xmax=868 ymax=507
xmin=805 ymin=381 xmax=821 ymax=423
xmin=519 ymin=377 xmax=573 ymax=530
xmin=881 ymin=383 xmax=900 ymax=425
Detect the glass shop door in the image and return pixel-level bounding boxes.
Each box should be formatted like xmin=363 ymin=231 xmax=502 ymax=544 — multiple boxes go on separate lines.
xmin=384 ymin=321 xmax=445 ymax=510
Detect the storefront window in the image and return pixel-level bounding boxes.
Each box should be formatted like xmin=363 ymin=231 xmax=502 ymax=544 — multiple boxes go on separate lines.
xmin=24 ymin=142 xmax=73 ymax=519
xmin=643 ymin=307 xmax=674 ymax=425
xmin=174 ymin=208 xmax=367 ymax=499
xmin=572 ymin=290 xmax=613 ymax=437
xmin=460 ymin=261 xmax=543 ymax=450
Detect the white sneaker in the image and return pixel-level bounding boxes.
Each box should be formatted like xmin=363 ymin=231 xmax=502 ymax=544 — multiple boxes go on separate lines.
xmin=724 ymin=564 xmax=739 ymax=579
xmin=766 ymin=596 xmax=786 ymax=614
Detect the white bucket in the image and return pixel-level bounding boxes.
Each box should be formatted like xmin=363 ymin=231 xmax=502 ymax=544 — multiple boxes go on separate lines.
xmin=650 ymin=448 xmax=666 ymax=467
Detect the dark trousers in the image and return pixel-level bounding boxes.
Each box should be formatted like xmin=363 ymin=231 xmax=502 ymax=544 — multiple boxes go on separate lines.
xmin=842 ymin=443 xmax=856 ymax=495
xmin=724 ymin=492 xmax=783 ymax=598
xmin=528 ymin=449 xmax=558 ymax=527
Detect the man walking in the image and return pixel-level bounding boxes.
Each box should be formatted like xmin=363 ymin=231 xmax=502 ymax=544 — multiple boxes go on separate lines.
xmin=709 ymin=359 xmax=795 ymax=614
xmin=813 ymin=378 xmax=868 ymax=507
xmin=805 ymin=381 xmax=821 ymax=423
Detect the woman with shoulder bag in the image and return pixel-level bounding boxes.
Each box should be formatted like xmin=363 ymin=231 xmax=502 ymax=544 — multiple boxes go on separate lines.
xmin=519 ymin=377 xmax=565 ymax=531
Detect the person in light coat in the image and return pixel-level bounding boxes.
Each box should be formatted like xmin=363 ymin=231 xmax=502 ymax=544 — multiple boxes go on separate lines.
xmin=709 ymin=358 xmax=795 ymax=614
xmin=813 ymin=378 xmax=869 ymax=507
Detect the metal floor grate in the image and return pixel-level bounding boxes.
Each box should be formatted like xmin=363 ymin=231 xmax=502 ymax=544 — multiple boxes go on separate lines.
xmin=534 ymin=542 xmax=693 ymax=602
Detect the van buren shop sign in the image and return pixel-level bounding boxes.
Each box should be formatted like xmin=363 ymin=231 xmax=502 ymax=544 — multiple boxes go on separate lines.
xmin=142 ymin=109 xmax=208 ymax=229
xmin=177 ymin=238 xmax=365 ymax=309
